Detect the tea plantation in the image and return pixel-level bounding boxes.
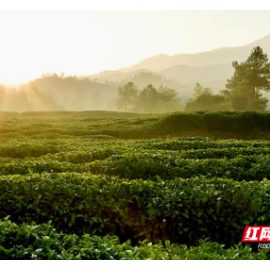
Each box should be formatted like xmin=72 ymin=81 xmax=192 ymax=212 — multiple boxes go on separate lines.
xmin=1 ymin=111 xmax=270 ymax=259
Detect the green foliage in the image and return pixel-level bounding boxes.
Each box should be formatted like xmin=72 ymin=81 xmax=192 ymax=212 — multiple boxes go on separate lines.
xmin=3 ymin=111 xmax=270 ymax=140
xmin=193 ymin=83 xmax=212 ymax=97
xmin=155 ymin=111 xmax=270 ymax=139
xmin=225 ymin=46 xmax=270 ymax=111
xmin=0 ymin=219 xmax=268 ymax=260
xmin=1 ymin=136 xmax=270 ymax=182
xmin=185 ymin=83 xmax=231 ymax=112
xmin=185 ymin=93 xmax=231 ymax=112
xmin=117 ymin=82 xmax=138 ymax=111
xmin=0 ymin=218 xmax=166 ymax=260
xmin=136 ymin=84 xmax=182 ymax=113
xmin=116 ymin=82 xmax=182 ymax=113
xmin=0 ymin=172 xmax=266 ymax=246
xmin=186 ymin=48 xmax=270 ymax=111
xmin=119 ymin=72 xmax=185 ymax=97
xmin=1 ymin=113 xmax=270 ymax=259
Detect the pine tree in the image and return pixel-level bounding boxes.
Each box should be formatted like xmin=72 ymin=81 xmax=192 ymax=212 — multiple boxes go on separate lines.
xmin=225 ymin=46 xmax=270 ymax=110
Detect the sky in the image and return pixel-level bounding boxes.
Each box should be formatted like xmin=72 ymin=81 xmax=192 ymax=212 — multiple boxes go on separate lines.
xmin=1 ymin=10 xmax=270 ymax=84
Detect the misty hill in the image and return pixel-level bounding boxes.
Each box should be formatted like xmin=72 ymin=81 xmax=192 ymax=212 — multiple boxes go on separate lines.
xmin=91 ymin=34 xmax=270 ymax=93
xmin=91 ymin=65 xmax=233 ymax=94
xmin=119 ymin=48 xmax=246 ymax=73
xmin=159 ymin=63 xmax=233 ymax=86
xmin=90 ymin=69 xmax=151 ymax=83
xmin=0 ymin=73 xmax=189 ymax=112
xmin=24 ymin=75 xmax=118 ymax=111
xmin=0 ymin=75 xmax=118 ymax=112
xmin=121 ymin=34 xmax=270 ymax=72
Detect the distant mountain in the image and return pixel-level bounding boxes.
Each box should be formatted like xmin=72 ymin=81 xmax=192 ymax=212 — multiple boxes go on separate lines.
xmin=119 ymin=34 xmax=270 ymax=72
xmin=159 ymin=63 xmax=233 ymax=84
xmin=90 ymin=69 xmax=151 ymax=83
xmin=90 ymin=34 xmax=270 ymax=94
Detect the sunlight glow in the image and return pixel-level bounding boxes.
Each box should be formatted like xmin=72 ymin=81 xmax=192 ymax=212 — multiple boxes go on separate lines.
xmin=0 ymin=11 xmax=270 ymax=85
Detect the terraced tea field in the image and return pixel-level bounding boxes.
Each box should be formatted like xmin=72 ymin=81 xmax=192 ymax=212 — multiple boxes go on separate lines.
xmin=1 ymin=111 xmax=270 ymax=259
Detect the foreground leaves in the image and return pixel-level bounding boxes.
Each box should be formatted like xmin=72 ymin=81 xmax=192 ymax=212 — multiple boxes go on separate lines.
xmin=0 ymin=219 xmax=269 ymax=260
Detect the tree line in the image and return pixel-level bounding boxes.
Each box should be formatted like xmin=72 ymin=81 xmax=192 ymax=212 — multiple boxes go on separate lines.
xmin=117 ymin=83 xmax=183 ymax=113
xmin=118 ymin=46 xmax=270 ymax=112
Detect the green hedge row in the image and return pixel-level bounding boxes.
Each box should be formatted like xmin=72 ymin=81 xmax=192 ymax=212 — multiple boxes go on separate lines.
xmin=0 ymin=173 xmax=268 ymax=246
xmin=1 ymin=150 xmax=270 ymax=181
xmin=1 ymin=139 xmax=270 ymax=165
xmin=0 ymin=219 xmax=268 ymax=260
xmin=0 ymin=138 xmax=121 ymax=158
xmin=44 ymin=146 xmax=270 ymax=163
xmin=140 ymin=138 xmax=270 ymax=151
xmin=152 ymin=111 xmax=270 ymax=139
xmin=2 ymin=111 xmax=270 ymax=139
xmin=1 ymin=138 xmax=269 ymax=159
xmin=87 ymin=153 xmax=270 ymax=181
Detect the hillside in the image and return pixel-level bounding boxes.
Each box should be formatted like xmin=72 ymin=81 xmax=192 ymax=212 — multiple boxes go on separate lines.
xmin=23 ymin=76 xmax=118 ymax=111
xmin=90 ymin=34 xmax=270 ymax=93
xmin=120 ymin=34 xmax=270 ymax=72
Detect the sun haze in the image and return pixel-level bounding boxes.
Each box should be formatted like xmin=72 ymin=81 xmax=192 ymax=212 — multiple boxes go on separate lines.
xmin=0 ymin=10 xmax=270 ymax=84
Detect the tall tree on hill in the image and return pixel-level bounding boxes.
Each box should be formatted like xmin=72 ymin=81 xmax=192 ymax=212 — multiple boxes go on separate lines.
xmin=136 ymin=84 xmax=160 ymax=112
xmin=116 ymin=82 xmax=138 ymax=111
xmin=224 ymin=46 xmax=270 ymax=111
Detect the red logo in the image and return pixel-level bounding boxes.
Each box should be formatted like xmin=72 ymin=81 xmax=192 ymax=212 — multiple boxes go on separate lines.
xmin=242 ymin=226 xmax=270 ymax=242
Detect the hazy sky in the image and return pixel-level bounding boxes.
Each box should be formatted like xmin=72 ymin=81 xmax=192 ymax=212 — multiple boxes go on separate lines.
xmin=1 ymin=10 xmax=270 ymax=84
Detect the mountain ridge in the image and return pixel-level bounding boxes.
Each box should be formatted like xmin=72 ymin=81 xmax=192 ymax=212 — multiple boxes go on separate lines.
xmin=119 ymin=33 xmax=270 ymax=72
xmin=89 ymin=33 xmax=270 ymax=92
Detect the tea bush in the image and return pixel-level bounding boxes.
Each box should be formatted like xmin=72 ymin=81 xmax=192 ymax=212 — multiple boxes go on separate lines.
xmin=1 ymin=112 xmax=270 ymax=259
xmin=0 ymin=173 xmax=267 ymax=246
xmin=0 ymin=219 xmax=268 ymax=260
